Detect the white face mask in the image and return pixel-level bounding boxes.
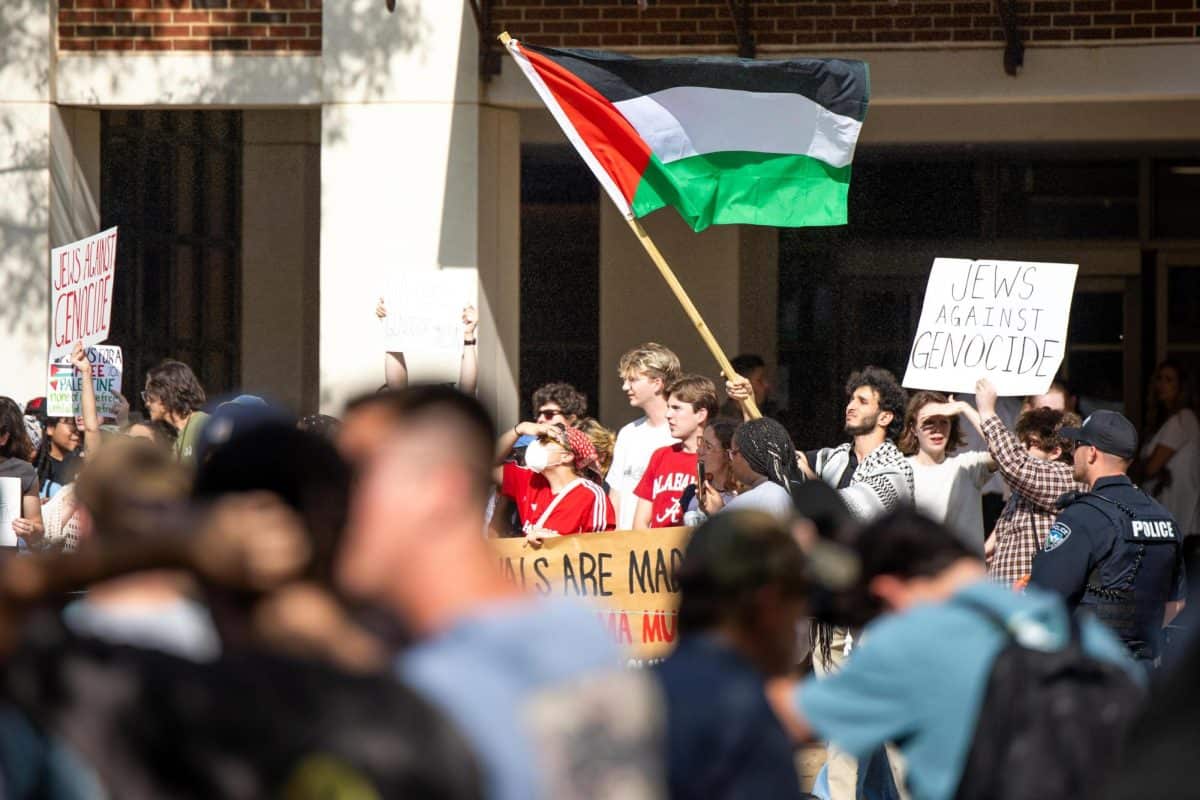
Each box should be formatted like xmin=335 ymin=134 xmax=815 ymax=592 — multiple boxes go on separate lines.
xmin=524 ymin=440 xmax=552 ymax=473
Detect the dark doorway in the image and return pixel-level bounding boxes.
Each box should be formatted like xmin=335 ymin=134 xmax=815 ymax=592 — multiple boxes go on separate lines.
xmin=101 ymin=111 xmax=242 ymax=408
xmin=519 ymin=144 xmax=600 ymax=418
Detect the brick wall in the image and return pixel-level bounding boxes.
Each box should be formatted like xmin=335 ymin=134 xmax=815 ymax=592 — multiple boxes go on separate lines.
xmin=58 ymin=0 xmax=322 ymax=53
xmin=491 ymin=0 xmax=1200 ymax=49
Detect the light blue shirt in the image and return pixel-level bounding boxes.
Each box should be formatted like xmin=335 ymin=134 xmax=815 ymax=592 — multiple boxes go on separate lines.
xmin=400 ymin=597 xmax=624 ymax=800
xmin=798 ymin=581 xmax=1140 ymax=800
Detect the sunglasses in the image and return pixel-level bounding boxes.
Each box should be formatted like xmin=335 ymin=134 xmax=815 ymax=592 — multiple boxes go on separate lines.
xmin=536 ymin=407 xmax=563 ymax=420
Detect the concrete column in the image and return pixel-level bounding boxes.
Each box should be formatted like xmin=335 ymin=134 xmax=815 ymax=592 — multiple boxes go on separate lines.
xmin=241 ymin=110 xmax=321 ymax=414
xmin=319 ymin=0 xmax=495 ymax=415
xmin=0 ymin=0 xmax=52 ymax=402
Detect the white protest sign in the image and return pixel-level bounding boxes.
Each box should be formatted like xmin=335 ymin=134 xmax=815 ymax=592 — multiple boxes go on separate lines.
xmin=46 ymin=346 xmax=124 ymax=421
xmin=0 ymin=477 xmax=20 ymax=547
xmin=903 ymin=258 xmax=1078 ymax=396
xmin=381 ymin=270 xmax=477 ymax=383
xmin=49 ymin=227 xmax=119 ymax=360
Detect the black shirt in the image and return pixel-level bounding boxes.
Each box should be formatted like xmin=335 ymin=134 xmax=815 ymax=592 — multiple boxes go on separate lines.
xmin=40 ymin=450 xmax=82 ymax=499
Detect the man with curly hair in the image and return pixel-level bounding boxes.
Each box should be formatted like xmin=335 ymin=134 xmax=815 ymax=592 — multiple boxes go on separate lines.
xmin=143 ymin=360 xmax=209 ymax=464
xmin=800 ymin=366 xmax=915 ymax=521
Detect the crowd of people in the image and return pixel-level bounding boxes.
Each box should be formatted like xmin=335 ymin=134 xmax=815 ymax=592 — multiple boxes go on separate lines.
xmin=0 ymin=327 xmax=1196 ymax=800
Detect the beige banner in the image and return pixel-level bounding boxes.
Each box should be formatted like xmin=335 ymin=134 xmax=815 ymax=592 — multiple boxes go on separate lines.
xmin=492 ymin=528 xmax=692 ymax=663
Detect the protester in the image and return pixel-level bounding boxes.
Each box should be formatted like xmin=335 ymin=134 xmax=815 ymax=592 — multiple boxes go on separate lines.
xmin=63 ymin=437 xmax=220 ymax=661
xmin=0 ymin=397 xmax=44 ymax=547
xmin=143 ymin=359 xmax=209 ymax=463
xmin=718 ymin=353 xmax=778 ymax=420
xmin=1031 ymin=410 xmax=1186 ymax=666
xmin=1137 ymin=361 xmax=1199 ymax=534
xmin=751 ymin=366 xmax=914 ymax=521
xmin=338 ymin=385 xmax=662 ymax=800
xmin=377 ymin=301 xmax=479 ymax=395
xmin=656 ymin=510 xmax=808 ymax=799
xmin=682 ymin=418 xmax=741 ymax=525
xmin=899 ymin=390 xmax=996 ymax=556
xmin=705 ymin=417 xmax=800 ymax=521
xmin=930 ymin=379 xmax=1086 ymax=587
xmin=495 ymin=420 xmax=614 ymax=542
xmin=608 ymin=342 xmax=681 ymax=529
xmin=768 ymin=509 xmax=1144 ymax=800
xmin=530 ymin=382 xmax=588 ymax=427
xmin=575 ymin=416 xmax=616 ymax=480
xmin=633 ymin=375 xmax=718 ymax=529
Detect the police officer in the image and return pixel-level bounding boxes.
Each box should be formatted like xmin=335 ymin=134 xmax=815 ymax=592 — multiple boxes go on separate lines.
xmin=1031 ymin=410 xmax=1186 ymax=666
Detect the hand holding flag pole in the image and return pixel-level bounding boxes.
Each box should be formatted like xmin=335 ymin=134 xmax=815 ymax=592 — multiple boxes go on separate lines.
xmin=499 ymin=31 xmax=763 ymax=419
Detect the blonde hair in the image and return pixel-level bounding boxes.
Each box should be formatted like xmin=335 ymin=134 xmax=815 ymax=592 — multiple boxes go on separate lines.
xmin=618 ymin=342 xmax=681 ymax=386
xmin=575 ymin=417 xmax=616 ymax=477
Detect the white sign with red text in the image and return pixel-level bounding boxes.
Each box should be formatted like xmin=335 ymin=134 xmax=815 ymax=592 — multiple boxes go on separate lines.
xmin=49 ymin=227 xmax=119 ymax=360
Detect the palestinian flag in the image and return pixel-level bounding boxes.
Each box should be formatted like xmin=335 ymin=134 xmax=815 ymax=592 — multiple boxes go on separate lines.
xmin=503 ymin=36 xmax=869 ymax=232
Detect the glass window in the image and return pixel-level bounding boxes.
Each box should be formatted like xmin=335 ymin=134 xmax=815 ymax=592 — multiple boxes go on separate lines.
xmin=997 ymin=160 xmax=1138 ymax=239
xmin=1153 ymin=161 xmax=1200 ymax=239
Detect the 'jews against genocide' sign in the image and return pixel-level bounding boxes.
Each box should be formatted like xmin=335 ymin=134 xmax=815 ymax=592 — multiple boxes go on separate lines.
xmin=903 ymin=258 xmax=1078 ymax=396
xmin=492 ymin=528 xmax=690 ymax=664
xmin=46 ymin=346 xmax=124 ymax=421
xmin=50 ymin=228 xmax=119 ymax=360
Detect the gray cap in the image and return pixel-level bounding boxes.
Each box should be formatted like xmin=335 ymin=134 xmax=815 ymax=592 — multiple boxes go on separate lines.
xmin=1060 ymin=409 xmax=1138 ymax=460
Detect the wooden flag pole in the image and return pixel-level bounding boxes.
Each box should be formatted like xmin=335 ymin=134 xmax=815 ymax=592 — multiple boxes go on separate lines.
xmin=498 ymin=31 xmax=761 ymax=420
xmin=625 ymin=216 xmax=762 ymax=420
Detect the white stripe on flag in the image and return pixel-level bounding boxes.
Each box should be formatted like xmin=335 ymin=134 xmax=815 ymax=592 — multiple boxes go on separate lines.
xmin=506 ymin=39 xmax=633 ymax=218
xmin=613 ymin=86 xmax=863 ymax=168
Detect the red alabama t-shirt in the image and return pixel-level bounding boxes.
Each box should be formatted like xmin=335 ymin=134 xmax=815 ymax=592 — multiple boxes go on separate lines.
xmin=501 ymin=462 xmax=615 ymax=535
xmin=633 ymin=443 xmax=697 ymax=528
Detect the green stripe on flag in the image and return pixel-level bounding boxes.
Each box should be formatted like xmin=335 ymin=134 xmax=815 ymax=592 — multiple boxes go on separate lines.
xmin=631 ymin=151 xmax=852 ymax=232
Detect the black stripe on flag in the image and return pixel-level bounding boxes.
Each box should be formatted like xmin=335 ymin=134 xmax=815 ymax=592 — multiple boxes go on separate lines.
xmin=522 ymin=43 xmax=869 ymax=123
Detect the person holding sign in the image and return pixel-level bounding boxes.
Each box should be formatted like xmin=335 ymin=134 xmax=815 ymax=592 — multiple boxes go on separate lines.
xmin=494 ymin=421 xmax=614 ymax=544
xmin=0 ymin=398 xmax=44 ymax=547
xmin=899 ymin=391 xmax=998 ymax=556
xmin=376 ymin=301 xmax=479 ymax=395
xmin=919 ymin=378 xmax=1086 ymax=587
xmin=632 ymin=376 xmax=719 ymax=529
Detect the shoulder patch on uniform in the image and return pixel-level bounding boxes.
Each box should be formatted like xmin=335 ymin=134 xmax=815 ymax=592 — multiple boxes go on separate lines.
xmin=1043 ymin=521 xmax=1072 ymax=552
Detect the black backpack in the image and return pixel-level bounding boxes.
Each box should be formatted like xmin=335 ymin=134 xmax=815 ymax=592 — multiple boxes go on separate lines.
xmin=952 ymin=597 xmax=1145 ymax=800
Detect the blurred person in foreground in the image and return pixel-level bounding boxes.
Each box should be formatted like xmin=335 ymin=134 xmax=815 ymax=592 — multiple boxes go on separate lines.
xmin=62 ymin=437 xmax=219 ymax=660
xmin=338 ymin=385 xmax=662 ymax=800
xmin=769 ymin=508 xmax=1144 ymax=800
xmin=0 ymin=423 xmax=485 ymax=800
xmin=655 ymin=511 xmax=808 ymax=799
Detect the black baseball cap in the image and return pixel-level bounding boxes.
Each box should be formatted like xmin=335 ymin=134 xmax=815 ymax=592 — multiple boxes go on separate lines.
xmin=1060 ymin=410 xmax=1138 ymax=460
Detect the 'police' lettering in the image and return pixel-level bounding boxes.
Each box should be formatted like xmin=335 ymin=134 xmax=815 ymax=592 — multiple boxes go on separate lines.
xmin=1131 ymin=520 xmax=1176 ymax=540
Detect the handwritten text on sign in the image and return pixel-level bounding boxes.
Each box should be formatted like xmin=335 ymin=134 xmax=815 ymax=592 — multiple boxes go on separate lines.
xmin=381 ymin=269 xmax=476 ymax=384
xmin=50 ymin=228 xmax=119 ymax=360
xmin=903 ymin=258 xmax=1078 ymax=396
xmin=46 ymin=346 xmax=124 ymax=421
xmin=492 ymin=527 xmax=691 ymax=663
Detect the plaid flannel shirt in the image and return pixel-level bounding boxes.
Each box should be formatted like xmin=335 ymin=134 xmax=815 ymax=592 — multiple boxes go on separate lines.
xmin=982 ymin=414 xmax=1088 ymax=586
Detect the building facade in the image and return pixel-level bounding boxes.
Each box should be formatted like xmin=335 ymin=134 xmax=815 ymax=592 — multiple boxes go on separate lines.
xmin=2 ymin=0 xmax=1199 ymax=443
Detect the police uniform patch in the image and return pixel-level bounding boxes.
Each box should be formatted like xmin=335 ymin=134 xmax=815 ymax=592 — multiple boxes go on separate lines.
xmin=1044 ymin=521 xmax=1072 ymax=552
